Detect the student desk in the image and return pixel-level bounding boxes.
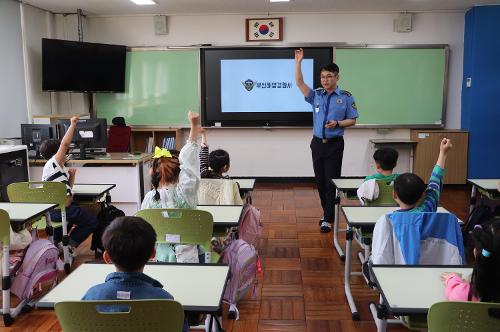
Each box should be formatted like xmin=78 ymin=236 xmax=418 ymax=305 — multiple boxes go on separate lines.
xmin=0 ymin=202 xmax=57 ymax=231
xmin=37 ymin=263 xmax=229 ymax=328
xmin=30 ymin=153 xmax=152 ymax=215
xmin=233 ymin=178 xmax=256 ymax=203
xmin=369 ymin=265 xmax=472 ymax=332
xmin=198 ymin=205 xmax=244 ymax=227
xmin=0 ymin=203 xmax=58 ymax=326
xmin=71 ymin=184 xmax=116 ymax=202
xmin=341 ymin=205 xmax=457 ymax=320
xmin=331 ymin=178 xmax=364 ymax=259
xmin=467 ymin=178 xmax=500 ymax=213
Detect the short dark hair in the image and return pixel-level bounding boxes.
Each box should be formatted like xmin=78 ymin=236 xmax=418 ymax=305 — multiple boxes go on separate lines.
xmin=393 ymin=173 xmax=427 ymax=205
xmin=209 ymin=149 xmax=230 ymax=175
xmin=320 ymin=63 xmax=340 ymax=74
xmin=102 ymin=216 xmax=157 ymax=272
xmin=39 ymin=139 xmax=61 ymax=160
xmin=373 ymin=148 xmax=399 ymax=171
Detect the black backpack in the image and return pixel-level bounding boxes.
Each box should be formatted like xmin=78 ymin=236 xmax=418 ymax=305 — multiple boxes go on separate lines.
xmin=462 ymin=205 xmax=493 ymax=252
xmin=91 ymin=202 xmax=125 ymax=257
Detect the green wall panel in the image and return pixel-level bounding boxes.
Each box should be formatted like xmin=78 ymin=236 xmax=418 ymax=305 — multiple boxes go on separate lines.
xmin=96 ymin=49 xmax=199 ymax=126
xmin=335 ymin=48 xmax=446 ymax=126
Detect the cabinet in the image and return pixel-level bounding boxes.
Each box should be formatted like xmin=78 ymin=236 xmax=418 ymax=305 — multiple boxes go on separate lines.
xmin=130 ymin=127 xmax=182 ymax=153
xmin=411 ymin=130 xmax=468 ymax=184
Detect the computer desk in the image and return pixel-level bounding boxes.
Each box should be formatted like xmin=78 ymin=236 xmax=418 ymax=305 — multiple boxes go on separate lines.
xmin=467 ymin=178 xmax=500 ymax=213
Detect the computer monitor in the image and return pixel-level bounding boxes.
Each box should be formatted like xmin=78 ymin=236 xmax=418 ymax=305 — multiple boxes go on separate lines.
xmin=21 ymin=124 xmax=56 ymax=158
xmin=57 ymin=118 xmax=108 ymax=160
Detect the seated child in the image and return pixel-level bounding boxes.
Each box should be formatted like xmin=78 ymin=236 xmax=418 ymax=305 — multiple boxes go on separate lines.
xmin=141 ymin=111 xmax=200 ymax=210
xmin=364 ymin=147 xmax=399 ymax=182
xmin=82 ymin=216 xmax=189 ymax=332
xmin=199 ymin=128 xmax=230 ymax=179
xmin=39 ymin=116 xmax=98 ymax=252
xmin=441 ymin=220 xmax=500 ymax=302
xmin=371 ymin=138 xmax=452 ymax=263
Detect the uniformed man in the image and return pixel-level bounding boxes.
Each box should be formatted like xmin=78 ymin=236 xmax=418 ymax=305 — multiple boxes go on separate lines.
xmin=295 ymin=48 xmax=359 ymax=232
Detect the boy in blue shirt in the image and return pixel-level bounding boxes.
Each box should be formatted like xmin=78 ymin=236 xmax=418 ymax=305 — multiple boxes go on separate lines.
xmin=364 ymin=148 xmax=399 ymax=183
xmin=82 ymin=216 xmax=188 ymax=332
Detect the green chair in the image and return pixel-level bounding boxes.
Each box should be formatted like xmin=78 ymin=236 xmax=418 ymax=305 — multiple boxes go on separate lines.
xmin=7 ymin=181 xmax=72 ymax=273
xmin=55 ymin=299 xmax=184 ymax=332
xmin=428 ymin=301 xmax=500 ymax=332
xmin=366 ymin=180 xmax=397 ymax=206
xmin=136 ymin=208 xmax=219 ymax=263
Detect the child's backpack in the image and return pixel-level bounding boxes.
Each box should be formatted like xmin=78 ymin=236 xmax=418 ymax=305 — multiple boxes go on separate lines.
xmin=92 ymin=202 xmax=125 ymax=256
xmin=221 ymin=239 xmax=258 ymax=320
xmin=239 ymin=203 xmax=263 ymax=250
xmin=10 ymin=239 xmax=62 ymax=300
xmin=462 ymin=205 xmax=494 ymax=254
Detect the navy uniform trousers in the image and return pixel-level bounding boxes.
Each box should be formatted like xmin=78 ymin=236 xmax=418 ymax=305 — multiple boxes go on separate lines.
xmin=310 ymin=136 xmax=344 ymax=223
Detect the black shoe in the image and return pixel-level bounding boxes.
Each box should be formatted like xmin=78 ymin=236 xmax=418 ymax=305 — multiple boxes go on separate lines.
xmin=320 ymin=221 xmax=332 ymax=233
xmin=318 ymin=218 xmax=325 ymax=226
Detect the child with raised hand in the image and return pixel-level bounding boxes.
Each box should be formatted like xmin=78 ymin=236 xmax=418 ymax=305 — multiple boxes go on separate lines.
xmin=441 ymin=220 xmax=500 ymax=302
xmin=141 ymin=111 xmax=200 ymax=209
xmin=39 ymin=116 xmax=98 ymax=251
xmin=199 ymin=127 xmax=231 ymax=179
xmin=82 ymin=216 xmax=189 ymax=332
xmin=364 ymin=148 xmax=399 ymax=182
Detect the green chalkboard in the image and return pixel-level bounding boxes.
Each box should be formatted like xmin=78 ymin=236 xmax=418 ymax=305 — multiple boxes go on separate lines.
xmin=96 ymin=49 xmax=199 ymax=126
xmin=334 ymin=47 xmax=447 ymax=126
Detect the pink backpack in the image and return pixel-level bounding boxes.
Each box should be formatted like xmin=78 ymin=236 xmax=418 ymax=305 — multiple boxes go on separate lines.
xmin=11 ymin=239 xmax=62 ymax=300
xmin=239 ymin=203 xmax=263 ymax=249
xmin=221 ymin=239 xmax=258 ymax=320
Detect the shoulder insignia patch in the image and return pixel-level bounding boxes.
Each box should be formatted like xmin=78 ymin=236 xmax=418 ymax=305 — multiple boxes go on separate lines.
xmin=351 ymin=102 xmax=357 ymax=110
xmin=341 ymin=90 xmax=352 ymax=97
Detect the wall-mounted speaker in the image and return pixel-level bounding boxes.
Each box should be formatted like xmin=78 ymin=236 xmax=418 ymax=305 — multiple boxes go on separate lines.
xmin=154 ymin=15 xmax=168 ymax=35
xmin=394 ymin=13 xmax=412 ymax=33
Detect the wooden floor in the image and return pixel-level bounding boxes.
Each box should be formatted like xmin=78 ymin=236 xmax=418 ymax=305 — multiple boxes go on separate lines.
xmin=0 ymin=183 xmax=471 ymax=331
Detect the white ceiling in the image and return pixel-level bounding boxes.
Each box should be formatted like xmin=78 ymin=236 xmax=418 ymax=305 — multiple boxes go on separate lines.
xmin=22 ymin=0 xmax=498 ymax=15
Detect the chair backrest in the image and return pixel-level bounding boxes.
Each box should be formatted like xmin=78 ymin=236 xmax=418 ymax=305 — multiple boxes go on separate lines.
xmin=55 ymin=299 xmax=184 ymax=332
xmin=0 ymin=209 xmax=10 ymax=246
xmin=197 ymin=178 xmax=243 ymax=205
xmin=367 ymin=180 xmax=397 ymax=206
xmin=427 ymin=301 xmax=500 ymax=332
xmin=136 ymin=208 xmax=213 ymax=245
xmin=107 ymin=126 xmax=132 ymax=152
xmin=7 ymin=181 xmax=67 ymax=210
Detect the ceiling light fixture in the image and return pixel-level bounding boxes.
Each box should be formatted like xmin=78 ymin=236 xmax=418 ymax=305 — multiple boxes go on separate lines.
xmin=130 ymin=0 xmax=156 ymax=5
xmin=270 ymin=0 xmax=290 ymax=2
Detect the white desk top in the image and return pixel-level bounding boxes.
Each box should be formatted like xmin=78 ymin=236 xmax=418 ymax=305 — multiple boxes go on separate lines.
xmin=37 ymin=263 xmax=229 ymax=312
xmin=72 ymin=184 xmax=116 ymax=198
xmin=371 ymin=266 xmax=472 ymax=315
xmin=332 ymin=178 xmax=364 ymax=191
xmin=467 ymin=179 xmax=500 ymax=191
xmin=233 ymin=178 xmax=255 ymax=191
xmin=198 ymin=205 xmax=243 ymax=226
xmin=342 ymin=206 xmax=457 ymax=227
xmin=0 ymin=202 xmax=57 ymax=223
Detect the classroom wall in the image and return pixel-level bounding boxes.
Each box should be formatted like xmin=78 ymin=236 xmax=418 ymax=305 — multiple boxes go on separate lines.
xmin=22 ymin=10 xmax=465 ymax=176
xmin=0 ymin=0 xmax=28 ymax=138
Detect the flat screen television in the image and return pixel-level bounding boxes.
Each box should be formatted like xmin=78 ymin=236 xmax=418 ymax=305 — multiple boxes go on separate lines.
xmin=201 ymin=47 xmax=333 ymax=127
xmin=42 ymin=38 xmax=127 ymax=92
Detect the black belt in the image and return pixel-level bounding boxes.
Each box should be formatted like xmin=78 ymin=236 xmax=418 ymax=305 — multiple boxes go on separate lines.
xmin=313 ymin=136 xmax=343 ymax=144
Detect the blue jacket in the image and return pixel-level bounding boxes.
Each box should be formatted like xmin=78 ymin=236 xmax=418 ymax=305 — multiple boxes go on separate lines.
xmin=82 ymin=272 xmax=188 ymax=332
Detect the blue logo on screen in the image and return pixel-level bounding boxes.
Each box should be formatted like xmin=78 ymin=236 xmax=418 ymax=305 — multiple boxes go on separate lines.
xmin=242 ymin=79 xmax=256 ymax=91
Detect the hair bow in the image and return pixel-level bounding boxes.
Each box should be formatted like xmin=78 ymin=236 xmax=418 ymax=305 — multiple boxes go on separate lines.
xmin=153 ymin=146 xmax=172 ymax=159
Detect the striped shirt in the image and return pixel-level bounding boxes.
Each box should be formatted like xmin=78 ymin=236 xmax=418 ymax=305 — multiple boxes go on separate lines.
xmin=406 ymin=164 xmax=445 ymax=213
xmin=42 ymin=156 xmax=72 ymax=196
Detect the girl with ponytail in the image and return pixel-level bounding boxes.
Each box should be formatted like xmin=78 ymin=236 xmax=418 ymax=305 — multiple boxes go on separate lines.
xmin=441 ymin=220 xmax=500 ymax=302
xmin=141 ymin=111 xmax=200 ymax=209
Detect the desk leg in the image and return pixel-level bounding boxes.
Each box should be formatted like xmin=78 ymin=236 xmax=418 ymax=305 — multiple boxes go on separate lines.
xmin=469 ymin=185 xmax=477 ymax=214
xmin=333 ymin=189 xmax=345 ymax=260
xmin=369 ymin=296 xmax=388 ymax=332
xmin=2 ymin=244 xmax=13 ymax=325
xmin=344 ymin=228 xmax=359 ymax=321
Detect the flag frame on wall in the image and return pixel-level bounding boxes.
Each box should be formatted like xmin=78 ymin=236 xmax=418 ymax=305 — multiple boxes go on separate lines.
xmin=246 ymin=17 xmax=283 ymax=42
